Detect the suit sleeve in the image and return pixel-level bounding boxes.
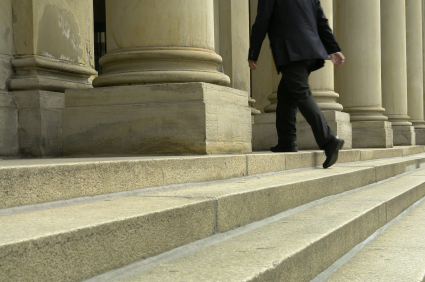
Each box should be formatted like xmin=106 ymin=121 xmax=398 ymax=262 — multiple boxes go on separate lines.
xmin=316 ymin=0 xmax=341 ymax=55
xmin=248 ymin=0 xmax=276 ymax=61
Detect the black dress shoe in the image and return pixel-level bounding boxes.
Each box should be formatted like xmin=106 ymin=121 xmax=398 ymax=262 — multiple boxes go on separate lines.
xmin=270 ymin=141 xmax=298 ymax=152
xmin=323 ymin=136 xmax=344 ymax=169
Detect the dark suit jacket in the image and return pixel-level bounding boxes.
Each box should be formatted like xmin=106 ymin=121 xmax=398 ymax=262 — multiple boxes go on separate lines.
xmin=249 ymin=0 xmax=341 ymax=72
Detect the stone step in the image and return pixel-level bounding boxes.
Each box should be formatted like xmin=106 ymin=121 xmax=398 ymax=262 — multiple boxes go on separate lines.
xmin=1 ymin=154 xmax=425 ymax=281
xmin=91 ymin=169 xmax=425 ymax=282
xmin=321 ymin=196 xmax=425 ymax=282
xmin=0 ymin=146 xmax=424 ymax=209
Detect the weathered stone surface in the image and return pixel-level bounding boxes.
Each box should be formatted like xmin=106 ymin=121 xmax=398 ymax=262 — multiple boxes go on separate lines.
xmin=415 ymin=128 xmax=425 ymax=145
xmin=12 ymin=91 xmax=64 ymax=157
xmin=0 ymin=0 xmax=13 ymax=57
xmin=63 ymin=83 xmax=252 ymax=156
xmin=0 ymin=91 xmax=18 ymax=156
xmin=0 ymin=196 xmax=216 ymax=282
xmin=0 ymin=55 xmax=13 ymax=91
xmin=352 ymin=121 xmax=394 ymax=148
xmin=393 ymin=125 xmax=416 ymax=146
xmin=326 ymin=192 xmax=425 ymax=282
xmin=12 ymin=0 xmax=94 ymax=67
xmin=8 ymin=0 xmax=96 ymax=92
xmin=0 ymin=154 xmax=247 ymax=209
xmin=252 ymin=113 xmax=277 ymax=151
xmin=114 ymin=170 xmax=425 ymax=282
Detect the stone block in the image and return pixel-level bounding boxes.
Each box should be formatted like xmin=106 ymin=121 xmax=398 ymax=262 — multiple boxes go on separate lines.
xmin=13 ymin=91 xmax=64 ymax=157
xmin=393 ymin=125 xmax=415 ymax=145
xmin=0 ymin=196 xmax=216 ymax=282
xmin=252 ymin=113 xmax=277 ymax=151
xmin=0 ymin=154 xmax=247 ymax=209
xmin=415 ymin=128 xmax=425 ymax=145
xmin=63 ymin=83 xmax=252 ymax=155
xmin=246 ymin=152 xmax=286 ymax=175
xmin=352 ymin=121 xmax=394 ymax=148
xmin=0 ymin=55 xmax=13 ymax=91
xmin=0 ymin=91 xmax=18 ymax=156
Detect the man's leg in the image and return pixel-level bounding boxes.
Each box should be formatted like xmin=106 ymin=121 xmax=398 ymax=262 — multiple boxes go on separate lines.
xmin=275 ymin=78 xmax=297 ymax=145
xmin=278 ymin=60 xmax=335 ymax=149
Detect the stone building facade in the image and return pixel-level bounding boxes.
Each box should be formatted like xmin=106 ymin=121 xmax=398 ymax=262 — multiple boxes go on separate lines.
xmin=0 ymin=0 xmax=424 ymax=157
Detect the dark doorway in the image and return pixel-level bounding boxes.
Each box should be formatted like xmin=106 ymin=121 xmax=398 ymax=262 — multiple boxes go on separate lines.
xmin=93 ymin=0 xmax=106 ymax=75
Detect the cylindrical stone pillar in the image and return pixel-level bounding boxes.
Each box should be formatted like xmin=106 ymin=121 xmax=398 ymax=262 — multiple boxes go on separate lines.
xmin=93 ymin=0 xmax=230 ymax=87
xmin=335 ymin=0 xmax=385 ymax=122
xmin=309 ymin=0 xmax=342 ymax=112
xmin=406 ymin=0 xmax=425 ymax=128
xmin=381 ymin=0 xmax=415 ymax=145
xmin=334 ymin=0 xmax=392 ymax=148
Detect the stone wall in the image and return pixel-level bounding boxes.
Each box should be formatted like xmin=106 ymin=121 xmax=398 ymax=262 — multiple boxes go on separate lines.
xmin=0 ymin=0 xmax=18 ymax=156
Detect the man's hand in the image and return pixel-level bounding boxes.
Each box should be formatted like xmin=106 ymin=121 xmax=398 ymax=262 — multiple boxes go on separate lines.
xmin=248 ymin=60 xmax=258 ymax=71
xmin=330 ymin=52 xmax=345 ymax=66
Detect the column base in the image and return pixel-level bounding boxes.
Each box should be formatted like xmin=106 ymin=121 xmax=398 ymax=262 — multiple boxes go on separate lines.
xmin=0 ymin=91 xmax=18 ymax=156
xmin=62 ymin=83 xmax=252 ymax=156
xmin=352 ymin=121 xmax=393 ymax=148
xmin=296 ymin=111 xmax=352 ymax=149
xmin=393 ymin=125 xmax=416 ymax=146
xmin=415 ymin=129 xmax=425 ymax=145
xmin=252 ymin=113 xmax=277 ymax=151
xmin=13 ymin=90 xmax=64 ymax=157
xmin=7 ymin=55 xmax=96 ymax=92
xmin=252 ymin=111 xmax=352 ymax=150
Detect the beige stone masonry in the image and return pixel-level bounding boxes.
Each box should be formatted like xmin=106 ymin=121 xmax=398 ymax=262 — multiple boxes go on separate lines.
xmin=93 ymin=0 xmax=229 ymax=87
xmin=2 ymin=0 xmax=97 ymax=157
xmin=0 ymin=0 xmax=17 ymax=155
xmin=13 ymin=90 xmax=64 ymax=157
xmin=63 ymin=83 xmax=252 ymax=156
xmin=0 ymin=91 xmax=18 ymax=156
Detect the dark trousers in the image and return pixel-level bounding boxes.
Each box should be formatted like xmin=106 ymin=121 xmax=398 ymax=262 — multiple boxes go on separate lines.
xmin=276 ymin=59 xmax=335 ymax=149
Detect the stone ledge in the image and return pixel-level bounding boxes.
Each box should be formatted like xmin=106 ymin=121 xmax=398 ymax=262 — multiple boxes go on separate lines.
xmin=1 ymin=146 xmax=424 ymax=209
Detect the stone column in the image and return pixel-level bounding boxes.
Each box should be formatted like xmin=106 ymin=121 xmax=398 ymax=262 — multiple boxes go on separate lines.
xmin=0 ymin=0 xmax=18 ymax=156
xmin=93 ymin=0 xmax=229 ymax=87
xmin=62 ymin=0 xmax=252 ymax=155
xmin=216 ymin=0 xmax=260 ymax=122
xmin=334 ymin=0 xmax=393 ymax=148
xmin=406 ymin=0 xmax=425 ymax=144
xmin=5 ymin=0 xmax=96 ymax=156
xmin=381 ymin=0 xmax=415 ymax=145
xmin=296 ymin=0 xmax=352 ymax=149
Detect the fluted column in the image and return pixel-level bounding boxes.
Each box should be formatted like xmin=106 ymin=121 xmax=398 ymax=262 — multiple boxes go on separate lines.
xmin=93 ymin=0 xmax=229 ymax=87
xmin=381 ymin=0 xmax=415 ymax=145
xmin=334 ymin=0 xmax=393 ymax=148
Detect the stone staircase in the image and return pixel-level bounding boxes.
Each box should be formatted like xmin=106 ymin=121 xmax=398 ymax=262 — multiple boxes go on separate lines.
xmin=1 ymin=147 xmax=425 ymax=281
